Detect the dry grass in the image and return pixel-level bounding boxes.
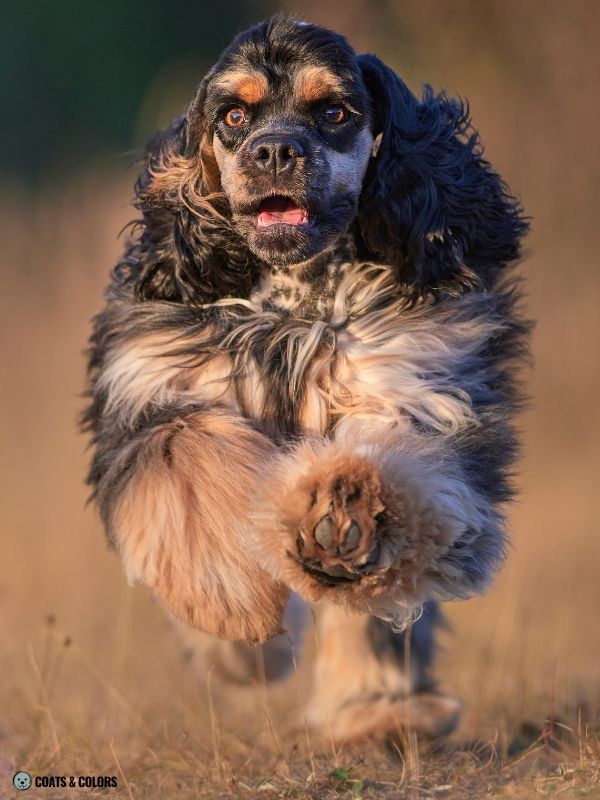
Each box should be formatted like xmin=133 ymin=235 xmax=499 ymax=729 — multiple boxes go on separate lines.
xmin=2 ymin=2 xmax=600 ymax=797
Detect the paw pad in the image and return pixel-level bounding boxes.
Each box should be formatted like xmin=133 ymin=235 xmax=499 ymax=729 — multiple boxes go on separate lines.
xmin=314 ymin=515 xmax=335 ymax=549
xmin=296 ymin=462 xmax=385 ymax=586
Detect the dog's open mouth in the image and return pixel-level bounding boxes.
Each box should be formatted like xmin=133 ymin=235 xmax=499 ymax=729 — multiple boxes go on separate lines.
xmin=257 ymin=196 xmax=308 ymax=228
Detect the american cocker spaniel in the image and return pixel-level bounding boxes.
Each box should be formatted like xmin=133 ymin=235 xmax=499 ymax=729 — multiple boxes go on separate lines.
xmin=83 ymin=15 xmax=529 ymax=742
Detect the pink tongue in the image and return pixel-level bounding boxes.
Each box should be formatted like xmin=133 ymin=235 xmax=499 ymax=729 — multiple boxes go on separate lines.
xmin=257 ymin=197 xmax=307 ymax=227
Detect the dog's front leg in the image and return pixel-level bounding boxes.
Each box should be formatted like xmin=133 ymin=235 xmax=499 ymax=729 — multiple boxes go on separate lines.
xmin=250 ymin=418 xmax=499 ymax=620
xmin=98 ymin=406 xmax=288 ymax=642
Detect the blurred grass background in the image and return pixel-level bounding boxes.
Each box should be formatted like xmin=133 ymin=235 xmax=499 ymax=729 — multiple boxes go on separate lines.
xmin=1 ymin=1 xmax=599 ymax=796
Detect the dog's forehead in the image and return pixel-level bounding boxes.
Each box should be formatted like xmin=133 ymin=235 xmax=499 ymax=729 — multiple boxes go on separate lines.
xmin=206 ymin=20 xmax=361 ymax=106
xmin=210 ymin=64 xmax=352 ymax=106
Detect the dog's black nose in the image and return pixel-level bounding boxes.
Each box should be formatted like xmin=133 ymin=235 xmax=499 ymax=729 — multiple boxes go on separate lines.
xmin=251 ymin=135 xmax=304 ymax=175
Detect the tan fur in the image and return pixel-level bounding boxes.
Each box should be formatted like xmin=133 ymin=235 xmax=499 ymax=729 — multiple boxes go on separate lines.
xmin=112 ymin=409 xmax=288 ymax=642
xmin=174 ymin=624 xmax=294 ymax=683
xmin=145 ymin=134 xmax=222 ymax=203
xmin=215 ymin=262 xmax=496 ymax=439
xmin=213 ymin=69 xmax=269 ymax=104
xmin=89 ymin=33 xmax=518 ymax=745
xmin=100 ymin=264 xmax=497 ymax=624
xmin=312 ymin=689 xmax=461 ymax=743
xmin=199 ymin=136 xmax=222 ymax=193
xmin=99 ymin=328 xmax=238 ymax=424
xmin=97 ymin=321 xmax=274 ymax=429
xmin=294 ymin=65 xmax=345 ymax=102
xmin=146 ymin=150 xmax=199 ymax=198
xmin=307 ymin=605 xmax=460 ymax=742
xmin=176 ymin=264 xmax=499 ymax=623
xmin=248 ymin=434 xmax=486 ymax=624
xmin=171 ymin=592 xmax=308 ymax=683
xmin=330 ymin=264 xmax=492 ymax=436
xmin=293 ymin=452 xmax=385 ymax=569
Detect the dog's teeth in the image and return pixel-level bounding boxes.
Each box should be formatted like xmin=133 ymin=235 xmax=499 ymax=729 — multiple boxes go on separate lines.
xmin=314 ymin=515 xmax=335 ymax=549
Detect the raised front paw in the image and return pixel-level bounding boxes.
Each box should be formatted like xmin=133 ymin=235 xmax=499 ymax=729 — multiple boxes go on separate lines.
xmin=295 ymin=456 xmax=385 ymax=587
xmin=249 ymin=441 xmax=459 ymax=612
xmin=248 ymin=445 xmax=393 ymax=603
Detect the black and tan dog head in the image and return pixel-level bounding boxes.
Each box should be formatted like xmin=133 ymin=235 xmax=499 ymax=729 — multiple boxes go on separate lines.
xmin=127 ymin=15 xmax=526 ymax=303
xmin=202 ymin=19 xmax=374 ymax=266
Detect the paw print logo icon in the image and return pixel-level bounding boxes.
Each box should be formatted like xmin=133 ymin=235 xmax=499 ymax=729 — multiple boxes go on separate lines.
xmin=13 ymin=771 xmax=32 ymax=791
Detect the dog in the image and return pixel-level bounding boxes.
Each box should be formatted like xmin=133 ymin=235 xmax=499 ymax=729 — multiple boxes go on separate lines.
xmin=83 ymin=15 xmax=529 ymax=742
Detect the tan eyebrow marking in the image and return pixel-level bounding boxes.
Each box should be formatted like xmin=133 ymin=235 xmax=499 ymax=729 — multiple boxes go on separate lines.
xmin=294 ymin=66 xmax=345 ymax=103
xmin=213 ymin=70 xmax=269 ymax=104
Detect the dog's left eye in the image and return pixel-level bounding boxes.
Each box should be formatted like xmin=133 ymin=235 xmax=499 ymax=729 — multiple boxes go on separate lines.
xmin=223 ymin=107 xmax=246 ymax=127
xmin=323 ymin=105 xmax=348 ymax=125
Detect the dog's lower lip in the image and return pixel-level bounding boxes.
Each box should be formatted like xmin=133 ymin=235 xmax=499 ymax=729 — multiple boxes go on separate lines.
xmin=256 ymin=195 xmax=308 ymax=228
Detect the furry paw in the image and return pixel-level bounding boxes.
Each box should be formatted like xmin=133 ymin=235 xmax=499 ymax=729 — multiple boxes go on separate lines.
xmin=308 ymin=690 xmax=461 ymax=744
xmin=294 ymin=454 xmax=385 ymax=586
xmin=249 ymin=439 xmax=471 ymax=612
xmin=250 ymin=443 xmax=403 ymax=606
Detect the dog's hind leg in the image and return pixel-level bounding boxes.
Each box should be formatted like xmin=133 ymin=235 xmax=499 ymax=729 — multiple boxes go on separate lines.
xmin=175 ymin=593 xmax=310 ymax=684
xmin=306 ymin=601 xmax=460 ymax=744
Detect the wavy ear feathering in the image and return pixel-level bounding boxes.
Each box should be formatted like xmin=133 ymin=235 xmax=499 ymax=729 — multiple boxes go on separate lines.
xmin=356 ymin=54 xmax=528 ymax=294
xmin=115 ymin=76 xmax=260 ymax=305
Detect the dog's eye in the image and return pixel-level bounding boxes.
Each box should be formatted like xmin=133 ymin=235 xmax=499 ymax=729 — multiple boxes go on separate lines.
xmin=323 ymin=105 xmax=348 ymax=125
xmin=223 ymin=108 xmax=246 ymax=127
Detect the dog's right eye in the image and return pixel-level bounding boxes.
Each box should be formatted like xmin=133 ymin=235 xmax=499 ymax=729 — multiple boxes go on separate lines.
xmin=323 ymin=105 xmax=348 ymax=125
xmin=223 ymin=107 xmax=246 ymax=127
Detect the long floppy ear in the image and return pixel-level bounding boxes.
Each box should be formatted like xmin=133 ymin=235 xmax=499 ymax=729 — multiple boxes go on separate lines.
xmin=356 ymin=54 xmax=528 ymax=294
xmin=118 ymin=77 xmax=261 ymax=304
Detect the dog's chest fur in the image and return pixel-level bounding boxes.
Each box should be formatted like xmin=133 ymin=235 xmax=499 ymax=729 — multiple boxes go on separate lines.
xmin=102 ymin=258 xmax=494 ymax=442
xmin=250 ymin=258 xmax=342 ymax=319
xmin=197 ymin=260 xmax=490 ymax=440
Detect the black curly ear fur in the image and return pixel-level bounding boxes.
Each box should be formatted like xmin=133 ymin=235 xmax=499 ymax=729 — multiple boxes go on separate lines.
xmin=356 ymin=54 xmax=528 ymax=294
xmin=115 ymin=78 xmax=261 ymax=304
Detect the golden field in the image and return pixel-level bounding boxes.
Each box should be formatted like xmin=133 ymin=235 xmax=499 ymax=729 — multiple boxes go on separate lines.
xmin=1 ymin=2 xmax=599 ymax=797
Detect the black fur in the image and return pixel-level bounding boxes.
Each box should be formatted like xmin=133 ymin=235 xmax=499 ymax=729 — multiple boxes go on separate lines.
xmin=368 ymin=602 xmax=442 ymax=692
xmin=83 ymin=16 xmax=530 ymax=660
xmin=118 ymin=118 xmax=263 ymax=305
xmin=355 ymin=53 xmax=527 ymax=294
xmin=110 ymin=18 xmax=527 ymax=308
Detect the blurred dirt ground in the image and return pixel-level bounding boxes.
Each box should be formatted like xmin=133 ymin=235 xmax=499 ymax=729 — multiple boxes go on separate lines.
xmin=1 ymin=2 xmax=600 ymax=797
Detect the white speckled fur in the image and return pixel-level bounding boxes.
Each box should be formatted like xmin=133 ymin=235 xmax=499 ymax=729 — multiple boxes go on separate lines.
xmin=100 ymin=261 xmax=497 ymax=441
